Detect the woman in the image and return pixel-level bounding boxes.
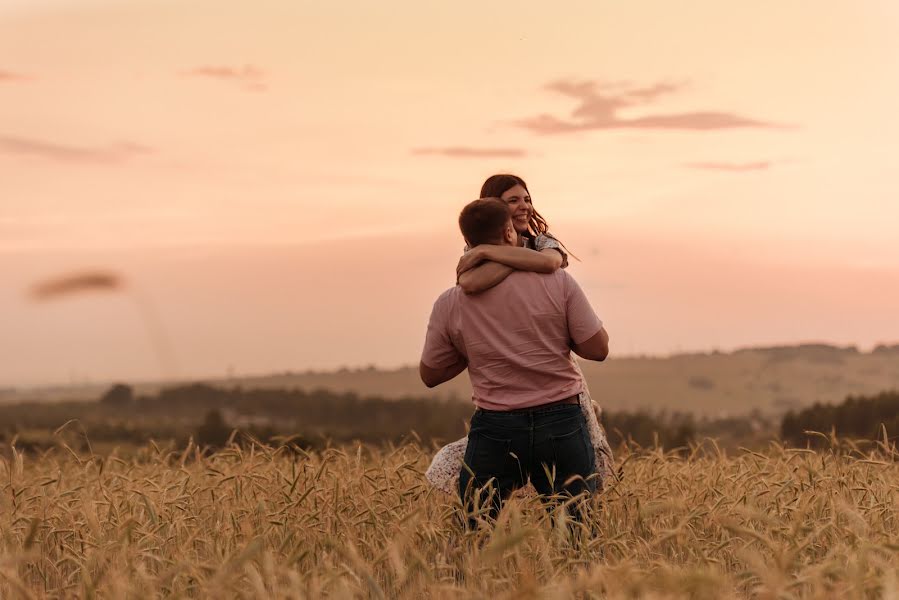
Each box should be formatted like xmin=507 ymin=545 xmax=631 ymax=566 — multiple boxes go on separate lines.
xmin=425 ymin=174 xmax=615 ymax=495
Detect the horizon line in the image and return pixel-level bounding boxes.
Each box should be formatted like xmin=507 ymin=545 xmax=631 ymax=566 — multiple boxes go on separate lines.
xmin=4 ymin=339 xmax=897 ymax=393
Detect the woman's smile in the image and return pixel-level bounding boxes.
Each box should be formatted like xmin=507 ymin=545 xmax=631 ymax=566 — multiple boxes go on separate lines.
xmin=499 ymin=184 xmax=534 ymax=233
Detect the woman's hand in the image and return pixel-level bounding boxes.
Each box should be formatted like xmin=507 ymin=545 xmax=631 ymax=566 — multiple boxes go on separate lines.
xmin=456 ymin=246 xmax=490 ymax=280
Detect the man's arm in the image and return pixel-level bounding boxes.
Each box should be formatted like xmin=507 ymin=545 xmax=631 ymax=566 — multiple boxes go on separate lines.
xmin=420 ymin=292 xmax=466 ymax=386
xmin=563 ymin=271 xmax=609 ymax=362
xmin=419 ymin=356 xmax=468 ymax=388
xmin=571 ymin=326 xmax=609 ymax=362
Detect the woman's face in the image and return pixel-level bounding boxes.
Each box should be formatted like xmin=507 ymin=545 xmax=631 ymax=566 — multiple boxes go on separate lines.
xmin=500 ymin=184 xmax=532 ymax=234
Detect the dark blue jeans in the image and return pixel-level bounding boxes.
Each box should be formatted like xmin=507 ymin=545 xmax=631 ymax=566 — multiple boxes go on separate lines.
xmin=458 ymin=402 xmax=596 ymax=528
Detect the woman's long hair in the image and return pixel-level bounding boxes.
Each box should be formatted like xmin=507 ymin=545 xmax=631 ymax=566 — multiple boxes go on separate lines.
xmin=479 ymin=174 xmax=548 ymax=238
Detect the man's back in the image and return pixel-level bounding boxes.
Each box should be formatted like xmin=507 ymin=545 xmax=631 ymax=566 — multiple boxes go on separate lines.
xmin=423 ymin=270 xmax=602 ymax=410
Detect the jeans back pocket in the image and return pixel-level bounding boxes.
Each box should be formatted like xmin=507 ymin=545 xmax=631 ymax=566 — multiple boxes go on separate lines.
xmin=549 ymin=425 xmax=595 ymax=480
xmin=464 ymin=431 xmax=515 ymax=481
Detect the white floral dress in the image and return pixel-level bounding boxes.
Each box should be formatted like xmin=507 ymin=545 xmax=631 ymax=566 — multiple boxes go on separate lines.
xmin=426 ymin=234 xmax=613 ymax=494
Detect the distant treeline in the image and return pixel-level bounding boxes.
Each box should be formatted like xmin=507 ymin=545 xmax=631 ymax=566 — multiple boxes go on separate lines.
xmin=780 ymin=390 xmax=899 ymax=446
xmin=0 ymin=383 xmax=472 ymax=450
xmin=0 ymin=382 xmax=761 ymax=453
xmin=35 ymin=380 xmax=899 ymax=454
xmin=731 ymin=342 xmax=899 ymax=357
xmin=14 ymin=381 xmax=899 ymax=455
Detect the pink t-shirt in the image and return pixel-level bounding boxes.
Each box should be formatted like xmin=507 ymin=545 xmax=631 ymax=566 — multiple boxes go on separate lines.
xmin=421 ymin=270 xmax=603 ymax=411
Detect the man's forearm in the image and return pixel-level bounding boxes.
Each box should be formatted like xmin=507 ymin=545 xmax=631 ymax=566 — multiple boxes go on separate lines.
xmin=571 ymin=327 xmax=610 ymax=362
xmin=419 ymin=357 xmax=468 ymax=388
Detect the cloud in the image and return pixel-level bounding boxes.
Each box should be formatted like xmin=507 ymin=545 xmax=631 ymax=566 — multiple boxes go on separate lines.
xmin=411 ymin=146 xmax=527 ymax=158
xmin=184 ymin=65 xmax=266 ymax=92
xmin=684 ymin=161 xmax=773 ymax=172
xmin=0 ymin=136 xmax=152 ymax=163
xmin=514 ymin=79 xmax=783 ymax=134
xmin=30 ymin=271 xmax=123 ymax=301
xmin=0 ymin=70 xmax=30 ymax=82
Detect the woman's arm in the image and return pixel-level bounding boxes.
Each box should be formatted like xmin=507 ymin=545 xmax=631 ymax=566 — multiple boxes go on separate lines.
xmin=458 ymin=262 xmax=515 ymax=294
xmin=477 ymin=245 xmax=563 ymax=273
xmin=457 ymin=247 xmax=564 ymax=294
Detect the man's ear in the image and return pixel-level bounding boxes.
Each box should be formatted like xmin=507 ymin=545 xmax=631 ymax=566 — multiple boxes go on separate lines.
xmin=504 ymin=223 xmax=516 ymax=245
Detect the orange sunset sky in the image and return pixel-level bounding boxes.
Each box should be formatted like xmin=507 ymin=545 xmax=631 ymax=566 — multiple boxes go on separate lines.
xmin=1 ymin=0 xmax=898 ymax=387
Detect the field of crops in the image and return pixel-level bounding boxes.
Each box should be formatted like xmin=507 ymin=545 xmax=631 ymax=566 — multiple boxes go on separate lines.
xmin=1 ymin=439 xmax=898 ymax=599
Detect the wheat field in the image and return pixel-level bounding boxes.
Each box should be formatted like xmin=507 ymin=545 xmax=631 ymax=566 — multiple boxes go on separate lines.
xmin=1 ymin=439 xmax=897 ymax=599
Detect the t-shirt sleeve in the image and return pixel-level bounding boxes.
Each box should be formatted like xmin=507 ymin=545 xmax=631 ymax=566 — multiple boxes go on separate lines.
xmin=534 ymin=233 xmax=569 ymax=269
xmin=562 ymin=271 xmax=603 ymax=344
xmin=421 ymin=294 xmax=464 ymax=369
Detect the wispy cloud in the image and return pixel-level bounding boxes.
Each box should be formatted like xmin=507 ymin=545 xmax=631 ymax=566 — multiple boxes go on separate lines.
xmin=0 ymin=70 xmax=30 ymax=82
xmin=412 ymin=146 xmax=527 ymax=159
xmin=30 ymin=271 xmax=123 ymax=301
xmin=514 ymin=79 xmax=784 ymax=134
xmin=184 ymin=65 xmax=266 ymax=92
xmin=684 ymin=161 xmax=773 ymax=172
xmin=0 ymin=136 xmax=152 ymax=163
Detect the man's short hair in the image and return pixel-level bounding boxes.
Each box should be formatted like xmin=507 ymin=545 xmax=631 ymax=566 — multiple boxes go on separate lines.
xmin=458 ymin=198 xmax=511 ymax=247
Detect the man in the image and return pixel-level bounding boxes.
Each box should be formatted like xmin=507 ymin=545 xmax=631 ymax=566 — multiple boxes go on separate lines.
xmin=420 ymin=198 xmax=609 ymax=527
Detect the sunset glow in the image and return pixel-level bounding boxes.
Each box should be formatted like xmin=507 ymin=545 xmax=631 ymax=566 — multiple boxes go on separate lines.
xmin=2 ymin=0 xmax=898 ymax=386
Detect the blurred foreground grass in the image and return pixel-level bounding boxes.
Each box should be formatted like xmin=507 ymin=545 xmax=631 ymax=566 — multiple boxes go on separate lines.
xmin=1 ymin=440 xmax=897 ymax=599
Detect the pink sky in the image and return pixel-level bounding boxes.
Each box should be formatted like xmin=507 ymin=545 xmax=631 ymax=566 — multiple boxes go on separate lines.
xmin=1 ymin=0 xmax=898 ymax=386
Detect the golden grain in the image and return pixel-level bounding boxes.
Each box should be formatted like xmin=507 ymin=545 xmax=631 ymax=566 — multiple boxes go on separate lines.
xmin=0 ymin=441 xmax=896 ymax=598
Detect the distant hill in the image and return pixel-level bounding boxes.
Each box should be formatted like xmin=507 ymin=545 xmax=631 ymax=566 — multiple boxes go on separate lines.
xmin=223 ymin=343 xmax=899 ymax=417
xmin=6 ymin=343 xmax=898 ymax=417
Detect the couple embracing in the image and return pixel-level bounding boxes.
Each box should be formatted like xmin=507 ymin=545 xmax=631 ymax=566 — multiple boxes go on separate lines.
xmin=419 ymin=174 xmax=613 ymax=528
